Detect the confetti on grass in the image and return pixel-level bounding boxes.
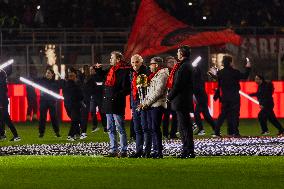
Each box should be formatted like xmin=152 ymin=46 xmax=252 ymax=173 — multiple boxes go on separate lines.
xmin=0 ymin=136 xmax=283 ymax=156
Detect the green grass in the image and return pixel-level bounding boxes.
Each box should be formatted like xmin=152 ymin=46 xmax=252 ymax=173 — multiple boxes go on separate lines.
xmin=0 ymin=156 xmax=283 ymax=189
xmin=0 ymin=119 xmax=283 ymax=189
xmin=0 ymin=119 xmax=283 ymax=146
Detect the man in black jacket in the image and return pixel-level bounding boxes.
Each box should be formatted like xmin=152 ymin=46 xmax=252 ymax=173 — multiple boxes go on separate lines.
xmin=60 ymin=67 xmax=84 ymax=141
xmin=250 ymin=74 xmax=284 ymax=135
xmin=214 ymin=56 xmax=251 ymax=137
xmin=192 ymin=63 xmax=216 ymax=135
xmin=167 ymin=46 xmax=195 ymax=158
xmin=0 ymin=68 xmax=21 ymax=141
xmin=102 ymin=51 xmax=131 ymax=157
xmin=38 ymin=67 xmax=61 ymax=138
xmin=78 ymin=65 xmax=97 ymax=139
xmin=90 ymin=65 xmax=107 ymax=133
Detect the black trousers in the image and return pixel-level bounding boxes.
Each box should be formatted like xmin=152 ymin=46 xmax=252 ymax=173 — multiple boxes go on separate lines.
xmin=147 ymin=107 xmax=163 ymax=154
xmin=258 ymin=107 xmax=284 ymax=132
xmin=162 ymin=107 xmax=177 ymax=138
xmin=176 ymin=111 xmax=194 ymax=154
xmin=194 ymin=102 xmax=216 ymax=131
xmin=0 ymin=102 xmax=18 ymax=137
xmin=27 ymin=97 xmax=38 ymax=118
xmin=90 ymin=97 xmax=107 ymax=130
xmin=80 ymin=99 xmax=90 ymax=133
xmin=215 ymin=99 xmax=240 ymax=135
xmin=130 ymin=118 xmax=136 ymax=139
xmin=39 ymin=100 xmax=59 ymax=135
xmin=65 ymin=103 xmax=81 ymax=137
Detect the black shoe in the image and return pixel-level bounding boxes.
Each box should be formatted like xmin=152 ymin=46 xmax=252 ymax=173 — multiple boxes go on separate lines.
xmin=277 ymin=130 xmax=284 ymax=136
xmin=142 ymin=152 xmax=151 ymax=158
xmin=39 ymin=133 xmax=44 ymax=138
xmin=176 ymin=153 xmax=195 ymax=159
xmin=91 ymin=127 xmax=100 ymax=133
xmin=119 ymin=152 xmax=128 ymax=158
xmin=212 ymin=133 xmax=221 ymax=138
xmin=151 ymin=153 xmax=163 ymax=159
xmin=232 ymin=134 xmax=241 ymax=138
xmin=104 ymin=152 xmax=118 ymax=157
xmin=169 ymin=135 xmax=178 ymax=139
xmin=129 ymin=152 xmax=142 ymax=158
xmin=10 ymin=136 xmax=21 ymax=142
xmin=0 ymin=135 xmax=7 ymax=141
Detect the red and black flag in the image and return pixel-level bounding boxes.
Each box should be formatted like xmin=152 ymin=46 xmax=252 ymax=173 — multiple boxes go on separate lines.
xmin=124 ymin=0 xmax=242 ymax=59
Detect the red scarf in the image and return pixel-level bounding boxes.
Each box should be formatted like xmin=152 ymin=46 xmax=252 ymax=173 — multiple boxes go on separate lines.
xmin=105 ymin=61 xmax=129 ymax=86
xmin=166 ymin=63 xmax=181 ymax=89
xmin=132 ymin=71 xmax=138 ymax=100
xmin=148 ymin=68 xmax=161 ymax=82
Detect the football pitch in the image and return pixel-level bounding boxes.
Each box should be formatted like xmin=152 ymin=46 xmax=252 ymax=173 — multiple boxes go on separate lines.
xmin=0 ymin=119 xmax=283 ymax=189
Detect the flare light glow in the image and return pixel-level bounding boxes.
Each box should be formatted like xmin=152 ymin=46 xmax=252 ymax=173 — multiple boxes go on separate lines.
xmin=20 ymin=77 xmax=64 ymax=100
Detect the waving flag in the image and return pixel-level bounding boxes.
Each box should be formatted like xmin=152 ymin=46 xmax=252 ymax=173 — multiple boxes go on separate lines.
xmin=124 ymin=0 xmax=242 ymax=59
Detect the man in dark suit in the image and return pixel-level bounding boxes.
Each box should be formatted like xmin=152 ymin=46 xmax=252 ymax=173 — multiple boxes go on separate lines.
xmin=167 ymin=46 xmax=195 ymax=158
xmin=192 ymin=62 xmax=216 ymax=135
xmin=214 ymin=56 xmax=251 ymax=137
xmin=102 ymin=51 xmax=131 ymax=157
xmin=250 ymin=74 xmax=284 ymax=135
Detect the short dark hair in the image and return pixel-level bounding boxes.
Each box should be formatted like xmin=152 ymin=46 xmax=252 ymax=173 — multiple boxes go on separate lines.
xmin=222 ymin=55 xmax=233 ymax=68
xmin=150 ymin=56 xmax=163 ymax=65
xmin=256 ymin=74 xmax=265 ymax=81
xmin=68 ymin=67 xmax=77 ymax=75
xmin=179 ymin=45 xmax=191 ymax=58
xmin=45 ymin=66 xmax=55 ymax=80
xmin=111 ymin=51 xmax=124 ymax=61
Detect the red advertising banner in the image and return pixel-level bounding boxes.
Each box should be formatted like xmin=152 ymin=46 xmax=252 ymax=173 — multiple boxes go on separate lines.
xmin=7 ymin=82 xmax=284 ymax=122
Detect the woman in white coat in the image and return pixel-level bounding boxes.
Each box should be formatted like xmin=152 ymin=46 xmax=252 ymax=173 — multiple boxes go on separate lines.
xmin=138 ymin=57 xmax=169 ymax=158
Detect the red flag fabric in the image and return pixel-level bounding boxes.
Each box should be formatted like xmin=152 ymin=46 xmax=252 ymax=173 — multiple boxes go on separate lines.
xmin=124 ymin=0 xmax=242 ymax=59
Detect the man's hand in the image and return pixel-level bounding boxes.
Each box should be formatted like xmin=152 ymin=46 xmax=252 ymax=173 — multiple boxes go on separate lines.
xmin=245 ymin=58 xmax=251 ymax=68
xmin=137 ymin=104 xmax=148 ymax=110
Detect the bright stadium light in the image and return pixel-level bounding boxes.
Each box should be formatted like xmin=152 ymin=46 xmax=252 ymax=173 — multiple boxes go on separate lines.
xmin=202 ymin=16 xmax=207 ymax=20
xmin=0 ymin=59 xmax=14 ymax=69
xmin=192 ymin=56 xmax=202 ymax=67
xmin=239 ymin=90 xmax=259 ymax=105
xmin=20 ymin=77 xmax=64 ymax=100
xmin=188 ymin=2 xmax=193 ymax=6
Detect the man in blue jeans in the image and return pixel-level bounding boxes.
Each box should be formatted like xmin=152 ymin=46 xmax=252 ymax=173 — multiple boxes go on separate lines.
xmin=102 ymin=51 xmax=131 ymax=157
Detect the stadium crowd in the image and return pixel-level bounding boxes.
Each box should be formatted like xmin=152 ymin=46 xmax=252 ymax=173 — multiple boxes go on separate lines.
xmin=0 ymin=0 xmax=284 ymax=28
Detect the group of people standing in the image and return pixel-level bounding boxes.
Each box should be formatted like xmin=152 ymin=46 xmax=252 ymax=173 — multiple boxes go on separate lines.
xmin=36 ymin=65 xmax=108 ymax=141
xmin=102 ymin=47 xmax=196 ymax=158
xmin=1 ymin=45 xmax=283 ymax=159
